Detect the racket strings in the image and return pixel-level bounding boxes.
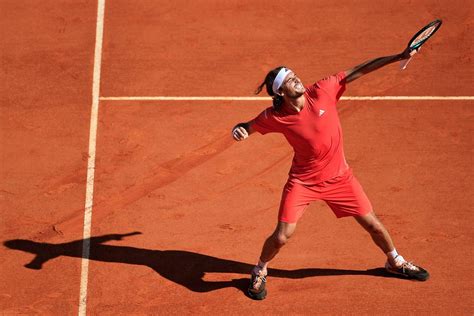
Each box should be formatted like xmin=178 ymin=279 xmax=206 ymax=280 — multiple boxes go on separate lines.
xmin=413 ymin=27 xmax=436 ymax=44
xmin=409 ymin=20 xmax=442 ymax=49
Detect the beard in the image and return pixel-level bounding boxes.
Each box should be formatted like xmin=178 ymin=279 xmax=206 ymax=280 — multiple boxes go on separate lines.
xmin=286 ymin=90 xmax=305 ymax=99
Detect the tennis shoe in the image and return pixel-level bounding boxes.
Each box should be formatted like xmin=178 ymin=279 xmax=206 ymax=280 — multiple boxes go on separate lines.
xmin=385 ymin=255 xmax=429 ymax=281
xmin=247 ymin=269 xmax=267 ymax=300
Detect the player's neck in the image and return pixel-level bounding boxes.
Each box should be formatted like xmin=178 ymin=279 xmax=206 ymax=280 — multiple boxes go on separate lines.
xmin=283 ymin=95 xmax=305 ymax=113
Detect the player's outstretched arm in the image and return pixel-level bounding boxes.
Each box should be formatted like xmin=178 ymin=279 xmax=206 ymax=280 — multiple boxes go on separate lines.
xmin=232 ymin=120 xmax=255 ymax=141
xmin=344 ymin=48 xmax=418 ymax=83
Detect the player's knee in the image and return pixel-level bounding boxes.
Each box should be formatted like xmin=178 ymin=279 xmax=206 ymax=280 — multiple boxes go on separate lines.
xmin=272 ymin=233 xmax=289 ymax=248
xmin=270 ymin=222 xmax=296 ymax=248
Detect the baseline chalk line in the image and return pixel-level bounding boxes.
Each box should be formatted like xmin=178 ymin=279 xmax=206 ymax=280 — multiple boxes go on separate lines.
xmin=99 ymin=96 xmax=474 ymax=101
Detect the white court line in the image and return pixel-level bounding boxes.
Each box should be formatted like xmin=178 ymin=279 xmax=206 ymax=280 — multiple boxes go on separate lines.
xmin=100 ymin=96 xmax=474 ymax=101
xmin=79 ymin=0 xmax=105 ymax=315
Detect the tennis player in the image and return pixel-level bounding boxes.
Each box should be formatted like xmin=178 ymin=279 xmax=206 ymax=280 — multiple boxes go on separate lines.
xmin=232 ymin=48 xmax=429 ymax=300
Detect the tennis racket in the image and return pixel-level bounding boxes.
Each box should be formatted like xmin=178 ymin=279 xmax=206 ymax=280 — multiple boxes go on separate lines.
xmin=400 ymin=19 xmax=442 ymax=70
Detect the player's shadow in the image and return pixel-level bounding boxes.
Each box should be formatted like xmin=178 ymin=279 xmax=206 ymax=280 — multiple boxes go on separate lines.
xmin=3 ymin=232 xmax=400 ymax=294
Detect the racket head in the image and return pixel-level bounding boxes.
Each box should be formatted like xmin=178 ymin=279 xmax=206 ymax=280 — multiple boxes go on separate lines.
xmin=407 ymin=19 xmax=442 ymax=51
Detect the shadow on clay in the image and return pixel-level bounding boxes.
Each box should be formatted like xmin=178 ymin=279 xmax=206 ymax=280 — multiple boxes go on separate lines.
xmin=4 ymin=232 xmax=404 ymax=295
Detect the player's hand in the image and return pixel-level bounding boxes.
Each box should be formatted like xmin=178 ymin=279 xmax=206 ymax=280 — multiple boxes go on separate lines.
xmin=401 ymin=47 xmax=420 ymax=60
xmin=232 ymin=126 xmax=248 ymax=141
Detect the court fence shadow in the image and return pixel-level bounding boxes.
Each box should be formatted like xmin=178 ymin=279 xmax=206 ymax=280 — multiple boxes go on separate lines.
xmin=3 ymin=232 xmax=402 ymax=295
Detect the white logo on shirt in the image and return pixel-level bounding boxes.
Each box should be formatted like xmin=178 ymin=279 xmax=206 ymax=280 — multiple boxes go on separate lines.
xmin=319 ymin=109 xmax=326 ymax=117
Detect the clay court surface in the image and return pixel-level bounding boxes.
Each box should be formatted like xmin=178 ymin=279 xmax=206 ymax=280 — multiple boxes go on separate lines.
xmin=1 ymin=0 xmax=473 ymax=314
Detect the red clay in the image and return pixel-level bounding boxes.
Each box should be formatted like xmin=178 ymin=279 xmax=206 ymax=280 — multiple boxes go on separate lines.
xmin=1 ymin=0 xmax=473 ymax=314
xmin=1 ymin=0 xmax=96 ymax=314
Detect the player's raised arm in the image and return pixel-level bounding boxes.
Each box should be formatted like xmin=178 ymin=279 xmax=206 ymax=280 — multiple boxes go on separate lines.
xmin=344 ymin=48 xmax=416 ymax=83
xmin=232 ymin=120 xmax=255 ymax=141
xmin=345 ymin=19 xmax=442 ymax=83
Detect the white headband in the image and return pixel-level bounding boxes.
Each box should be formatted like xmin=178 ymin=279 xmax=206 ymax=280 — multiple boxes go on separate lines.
xmin=272 ymin=68 xmax=292 ymax=95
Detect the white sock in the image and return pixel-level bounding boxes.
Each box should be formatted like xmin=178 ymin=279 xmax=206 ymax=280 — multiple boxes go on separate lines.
xmin=253 ymin=260 xmax=268 ymax=274
xmin=387 ymin=249 xmax=407 ymax=267
xmin=386 ymin=249 xmax=399 ymax=261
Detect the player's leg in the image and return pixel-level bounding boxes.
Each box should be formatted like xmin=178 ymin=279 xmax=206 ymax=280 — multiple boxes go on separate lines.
xmin=354 ymin=211 xmax=429 ymax=281
xmin=323 ymin=170 xmax=429 ymax=281
xmin=324 ymin=170 xmax=395 ymax=258
xmin=248 ymin=221 xmax=296 ymax=300
xmin=257 ymin=221 xmax=297 ymax=274
xmin=248 ymin=180 xmax=309 ymax=300
xmin=248 ymin=222 xmax=296 ymax=300
xmin=354 ymin=211 xmax=395 ymax=257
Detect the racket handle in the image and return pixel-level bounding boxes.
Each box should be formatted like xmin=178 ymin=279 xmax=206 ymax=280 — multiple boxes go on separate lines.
xmin=400 ymin=47 xmax=420 ymax=70
xmin=400 ymin=56 xmax=413 ymax=70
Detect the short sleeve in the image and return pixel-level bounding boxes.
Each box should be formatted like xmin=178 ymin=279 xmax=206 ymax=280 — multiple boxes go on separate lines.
xmin=250 ymin=108 xmax=279 ymax=135
xmin=315 ymin=71 xmax=347 ymax=101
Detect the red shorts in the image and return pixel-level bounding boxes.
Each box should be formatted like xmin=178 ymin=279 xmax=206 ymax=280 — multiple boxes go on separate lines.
xmin=278 ymin=169 xmax=372 ymax=223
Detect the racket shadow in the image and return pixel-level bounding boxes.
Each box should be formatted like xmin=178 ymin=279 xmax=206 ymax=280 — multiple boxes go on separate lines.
xmin=3 ymin=232 xmax=403 ymax=294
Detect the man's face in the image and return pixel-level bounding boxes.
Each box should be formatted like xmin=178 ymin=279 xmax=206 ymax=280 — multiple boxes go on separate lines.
xmin=280 ymin=72 xmax=305 ymax=98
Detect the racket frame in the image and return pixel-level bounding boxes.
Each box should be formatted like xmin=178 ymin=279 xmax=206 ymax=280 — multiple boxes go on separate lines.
xmin=400 ymin=19 xmax=442 ymax=70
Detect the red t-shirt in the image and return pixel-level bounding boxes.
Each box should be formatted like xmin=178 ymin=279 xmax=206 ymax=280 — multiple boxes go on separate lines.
xmin=250 ymin=71 xmax=349 ymax=185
